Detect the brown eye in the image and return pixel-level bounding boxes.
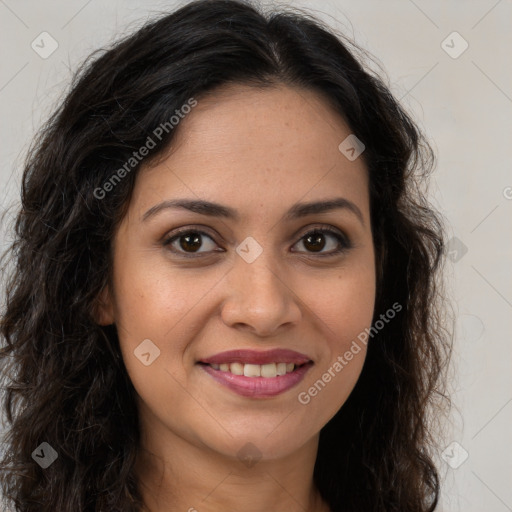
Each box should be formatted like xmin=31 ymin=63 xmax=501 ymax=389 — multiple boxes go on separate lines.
xmin=163 ymin=229 xmax=220 ymax=256
xmin=177 ymin=232 xmax=202 ymax=252
xmin=302 ymin=232 xmax=327 ymax=252
xmin=292 ymin=227 xmax=351 ymax=256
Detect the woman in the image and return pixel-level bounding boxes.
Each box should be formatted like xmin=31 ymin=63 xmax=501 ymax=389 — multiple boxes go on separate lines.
xmin=0 ymin=0 xmax=452 ymax=510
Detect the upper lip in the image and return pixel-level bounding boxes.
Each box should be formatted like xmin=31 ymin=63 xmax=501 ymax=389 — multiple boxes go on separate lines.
xmin=199 ymin=349 xmax=312 ymax=366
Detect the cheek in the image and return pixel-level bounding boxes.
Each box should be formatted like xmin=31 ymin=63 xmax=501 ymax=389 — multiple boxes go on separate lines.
xmin=294 ymin=261 xmax=375 ymax=422
xmin=308 ymin=258 xmax=376 ymax=348
xmin=110 ymin=262 xmax=201 ymax=425
xmin=110 ymin=254 xmax=224 ymax=389
xmin=112 ymin=252 xmax=212 ymax=341
xmin=296 ymin=350 xmax=365 ymax=432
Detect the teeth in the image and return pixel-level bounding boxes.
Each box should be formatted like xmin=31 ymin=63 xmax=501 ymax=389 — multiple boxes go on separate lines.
xmin=261 ymin=363 xmax=276 ymax=378
xmin=230 ymin=362 xmax=244 ymax=375
xmin=276 ymin=362 xmax=287 ymax=376
xmin=210 ymin=362 xmax=298 ymax=377
xmin=244 ymin=364 xmax=260 ymax=377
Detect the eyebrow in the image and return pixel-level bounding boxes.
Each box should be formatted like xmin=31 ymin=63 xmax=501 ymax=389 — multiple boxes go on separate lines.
xmin=142 ymin=197 xmax=365 ymax=226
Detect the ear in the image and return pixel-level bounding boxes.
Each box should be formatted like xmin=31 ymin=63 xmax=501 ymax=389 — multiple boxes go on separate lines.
xmin=93 ymin=285 xmax=115 ymax=326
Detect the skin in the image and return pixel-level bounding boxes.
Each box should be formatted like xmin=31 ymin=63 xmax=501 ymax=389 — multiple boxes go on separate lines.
xmin=96 ymin=83 xmax=376 ymax=512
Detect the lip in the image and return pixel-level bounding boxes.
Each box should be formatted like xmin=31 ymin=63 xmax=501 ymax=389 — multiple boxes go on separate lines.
xmin=199 ymin=348 xmax=312 ymax=365
xmin=199 ymin=361 xmax=313 ymax=398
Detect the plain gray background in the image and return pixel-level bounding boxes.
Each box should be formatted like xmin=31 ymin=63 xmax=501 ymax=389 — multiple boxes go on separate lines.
xmin=1 ymin=1 xmax=511 ymax=511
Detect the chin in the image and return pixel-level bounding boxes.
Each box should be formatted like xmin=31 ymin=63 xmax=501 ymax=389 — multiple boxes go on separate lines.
xmin=200 ymin=425 xmax=315 ymax=464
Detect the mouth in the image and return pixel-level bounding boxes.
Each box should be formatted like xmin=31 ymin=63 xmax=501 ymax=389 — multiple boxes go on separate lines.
xmin=197 ymin=349 xmax=313 ymax=398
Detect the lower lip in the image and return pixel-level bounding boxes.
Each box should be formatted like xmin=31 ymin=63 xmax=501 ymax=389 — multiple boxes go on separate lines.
xmin=199 ymin=363 xmax=313 ymax=398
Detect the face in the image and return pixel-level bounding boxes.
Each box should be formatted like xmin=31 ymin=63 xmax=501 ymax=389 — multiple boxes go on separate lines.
xmin=97 ymin=84 xmax=376 ymax=463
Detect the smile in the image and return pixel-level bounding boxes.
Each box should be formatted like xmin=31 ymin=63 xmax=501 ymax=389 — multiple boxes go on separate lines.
xmin=197 ymin=349 xmax=313 ymax=398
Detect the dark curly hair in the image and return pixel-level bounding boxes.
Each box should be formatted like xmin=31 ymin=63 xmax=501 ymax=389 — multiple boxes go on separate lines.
xmin=0 ymin=0 xmax=452 ymax=510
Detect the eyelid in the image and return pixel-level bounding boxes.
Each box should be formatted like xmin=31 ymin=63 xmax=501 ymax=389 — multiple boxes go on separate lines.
xmin=162 ymin=224 xmax=217 ymax=241
xmin=294 ymin=223 xmax=347 ymax=242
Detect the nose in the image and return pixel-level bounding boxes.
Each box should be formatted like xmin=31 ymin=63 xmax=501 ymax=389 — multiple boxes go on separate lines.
xmin=220 ymin=250 xmax=302 ymax=338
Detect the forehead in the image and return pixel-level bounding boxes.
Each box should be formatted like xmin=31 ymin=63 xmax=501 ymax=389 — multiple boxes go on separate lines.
xmin=132 ymin=83 xmax=369 ymax=222
xmin=168 ymin=83 xmax=357 ymax=163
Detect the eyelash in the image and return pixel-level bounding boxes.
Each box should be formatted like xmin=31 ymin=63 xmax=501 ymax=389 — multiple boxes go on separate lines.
xmin=162 ymin=225 xmax=352 ymax=259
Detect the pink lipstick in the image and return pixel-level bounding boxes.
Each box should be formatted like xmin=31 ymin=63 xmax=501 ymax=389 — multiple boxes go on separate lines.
xmin=198 ymin=349 xmax=313 ymax=398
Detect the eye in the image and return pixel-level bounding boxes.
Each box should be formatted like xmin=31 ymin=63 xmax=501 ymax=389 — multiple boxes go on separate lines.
xmin=163 ymin=227 xmax=220 ymax=257
xmin=291 ymin=226 xmax=351 ymax=256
